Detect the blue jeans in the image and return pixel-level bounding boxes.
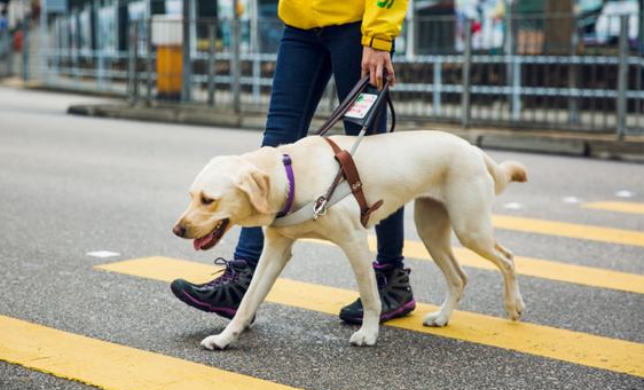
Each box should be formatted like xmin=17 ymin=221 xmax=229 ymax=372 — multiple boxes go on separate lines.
xmin=234 ymin=22 xmax=405 ymax=267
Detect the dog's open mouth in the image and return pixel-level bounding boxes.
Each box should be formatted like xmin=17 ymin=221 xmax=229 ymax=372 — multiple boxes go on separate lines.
xmin=193 ymin=219 xmax=230 ymax=251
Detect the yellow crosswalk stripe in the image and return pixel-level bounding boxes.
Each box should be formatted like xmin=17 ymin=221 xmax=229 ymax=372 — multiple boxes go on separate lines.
xmin=312 ymin=236 xmax=644 ymax=295
xmin=97 ymin=257 xmax=644 ymax=379
xmin=492 ymin=215 xmax=644 ymax=247
xmin=0 ymin=314 xmax=301 ymax=390
xmin=582 ymin=201 xmax=644 ymax=216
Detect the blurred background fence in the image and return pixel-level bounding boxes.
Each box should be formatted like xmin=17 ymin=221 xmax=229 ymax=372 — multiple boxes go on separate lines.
xmin=1 ymin=0 xmax=643 ymax=137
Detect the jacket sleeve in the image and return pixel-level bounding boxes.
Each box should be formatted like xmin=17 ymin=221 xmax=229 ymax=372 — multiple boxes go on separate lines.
xmin=361 ymin=0 xmax=408 ymax=52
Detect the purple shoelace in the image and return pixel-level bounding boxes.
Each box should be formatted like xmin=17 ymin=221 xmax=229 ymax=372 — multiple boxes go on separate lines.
xmin=206 ymin=257 xmax=242 ymax=286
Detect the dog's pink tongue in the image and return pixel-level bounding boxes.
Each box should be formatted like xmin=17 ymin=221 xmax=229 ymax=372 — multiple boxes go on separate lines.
xmin=193 ymin=232 xmax=215 ymax=251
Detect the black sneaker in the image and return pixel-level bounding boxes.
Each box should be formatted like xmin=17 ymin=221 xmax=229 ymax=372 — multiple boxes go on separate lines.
xmin=170 ymin=258 xmax=254 ymax=319
xmin=339 ymin=263 xmax=416 ymax=324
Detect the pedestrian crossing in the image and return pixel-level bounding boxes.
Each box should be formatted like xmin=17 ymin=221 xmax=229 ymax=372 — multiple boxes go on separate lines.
xmin=582 ymin=201 xmax=644 ymax=216
xmin=96 ymin=256 xmax=644 ymax=379
xmin=1 ymin=203 xmax=643 ymax=390
xmin=0 ymin=315 xmax=300 ymax=390
xmin=358 ymin=236 xmax=644 ymax=295
xmin=300 ymin=236 xmax=644 ymax=295
xmin=492 ymin=215 xmax=644 ymax=247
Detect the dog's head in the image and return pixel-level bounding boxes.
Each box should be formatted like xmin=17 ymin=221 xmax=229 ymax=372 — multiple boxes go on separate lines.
xmin=172 ymin=155 xmax=271 ymax=251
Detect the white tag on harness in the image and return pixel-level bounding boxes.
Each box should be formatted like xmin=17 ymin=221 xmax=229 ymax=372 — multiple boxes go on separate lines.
xmin=344 ymin=93 xmax=378 ymax=119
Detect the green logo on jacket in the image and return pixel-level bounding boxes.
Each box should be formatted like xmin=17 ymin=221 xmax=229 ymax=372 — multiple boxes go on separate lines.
xmin=376 ymin=0 xmax=394 ymax=9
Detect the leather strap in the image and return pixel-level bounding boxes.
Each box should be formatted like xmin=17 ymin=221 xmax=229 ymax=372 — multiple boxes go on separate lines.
xmin=315 ymin=76 xmax=370 ymax=136
xmin=323 ymin=138 xmax=383 ymax=227
xmin=315 ymin=75 xmax=395 ymax=137
xmin=324 ymin=136 xmax=341 ymax=154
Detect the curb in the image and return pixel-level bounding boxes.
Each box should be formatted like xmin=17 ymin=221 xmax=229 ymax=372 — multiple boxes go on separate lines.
xmin=67 ymin=103 xmax=325 ymax=132
xmin=477 ymin=134 xmax=588 ymax=156
xmin=67 ymin=103 xmax=644 ymax=163
xmin=0 ymin=77 xmax=125 ymax=98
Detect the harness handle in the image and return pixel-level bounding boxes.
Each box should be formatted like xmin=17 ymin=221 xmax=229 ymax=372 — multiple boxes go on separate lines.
xmin=315 ymin=75 xmax=395 ymax=136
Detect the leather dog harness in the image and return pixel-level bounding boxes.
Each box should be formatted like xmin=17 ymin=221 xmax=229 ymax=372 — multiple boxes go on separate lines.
xmin=271 ymin=75 xmax=394 ymax=228
xmin=321 ymin=138 xmax=383 ymax=227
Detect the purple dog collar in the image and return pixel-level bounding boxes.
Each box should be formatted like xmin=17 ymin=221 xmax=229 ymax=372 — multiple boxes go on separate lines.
xmin=276 ymin=154 xmax=295 ymax=218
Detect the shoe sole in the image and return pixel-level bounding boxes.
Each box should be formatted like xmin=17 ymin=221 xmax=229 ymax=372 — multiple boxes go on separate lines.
xmin=340 ymin=299 xmax=417 ymax=325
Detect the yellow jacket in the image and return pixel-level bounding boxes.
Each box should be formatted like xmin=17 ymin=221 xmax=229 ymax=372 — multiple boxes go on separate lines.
xmin=278 ymin=0 xmax=408 ymax=52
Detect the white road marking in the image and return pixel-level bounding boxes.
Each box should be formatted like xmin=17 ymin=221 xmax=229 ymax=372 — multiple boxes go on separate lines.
xmin=503 ymin=202 xmax=524 ymax=210
xmin=86 ymin=251 xmax=121 ymax=258
xmin=615 ymin=190 xmax=635 ymax=198
xmin=562 ymin=196 xmax=582 ymax=204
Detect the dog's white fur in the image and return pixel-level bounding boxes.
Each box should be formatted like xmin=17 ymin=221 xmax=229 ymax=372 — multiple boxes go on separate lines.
xmin=174 ymin=131 xmax=527 ymax=350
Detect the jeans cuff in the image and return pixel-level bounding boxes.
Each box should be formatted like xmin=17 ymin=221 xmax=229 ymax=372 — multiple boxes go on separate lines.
xmin=374 ymin=255 xmax=405 ymax=268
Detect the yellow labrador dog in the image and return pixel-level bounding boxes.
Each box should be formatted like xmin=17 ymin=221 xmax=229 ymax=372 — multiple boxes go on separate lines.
xmin=173 ymin=131 xmax=527 ymax=350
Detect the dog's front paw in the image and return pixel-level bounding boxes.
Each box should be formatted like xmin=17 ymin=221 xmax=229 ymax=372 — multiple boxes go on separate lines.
xmin=349 ymin=330 xmax=378 ymax=347
xmin=423 ymin=310 xmax=450 ymax=327
xmin=200 ymin=334 xmax=230 ymax=351
xmin=505 ymin=296 xmax=526 ymax=321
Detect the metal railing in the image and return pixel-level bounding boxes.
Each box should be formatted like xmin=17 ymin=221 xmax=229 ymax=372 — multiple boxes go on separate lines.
xmin=9 ymin=13 xmax=644 ymax=137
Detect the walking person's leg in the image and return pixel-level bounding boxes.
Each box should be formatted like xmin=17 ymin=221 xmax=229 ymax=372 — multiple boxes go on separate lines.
xmin=171 ymin=26 xmax=333 ymax=318
xmin=235 ymin=27 xmax=333 ymax=265
xmin=322 ymin=22 xmax=414 ymax=323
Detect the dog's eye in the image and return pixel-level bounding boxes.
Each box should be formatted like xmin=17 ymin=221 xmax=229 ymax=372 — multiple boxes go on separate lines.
xmin=201 ymin=194 xmax=215 ymax=206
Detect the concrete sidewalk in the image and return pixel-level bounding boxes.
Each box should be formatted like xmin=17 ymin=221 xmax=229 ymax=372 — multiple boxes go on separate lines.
xmin=67 ymin=102 xmax=644 ymax=163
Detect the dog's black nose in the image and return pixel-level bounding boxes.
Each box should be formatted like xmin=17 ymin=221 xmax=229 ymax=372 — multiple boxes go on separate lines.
xmin=173 ymin=224 xmax=186 ymax=238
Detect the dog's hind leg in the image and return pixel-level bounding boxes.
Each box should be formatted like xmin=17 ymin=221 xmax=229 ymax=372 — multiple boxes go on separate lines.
xmin=495 ymin=242 xmax=513 ymax=261
xmin=461 ymin=235 xmax=525 ymax=320
xmin=414 ymin=198 xmax=468 ymax=327
xmin=448 ymin=191 xmax=525 ymax=321
xmin=201 ymin=230 xmax=294 ymax=350
xmin=335 ymin=230 xmax=382 ymax=346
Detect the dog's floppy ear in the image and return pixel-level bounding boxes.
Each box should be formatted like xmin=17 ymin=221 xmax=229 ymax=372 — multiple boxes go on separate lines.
xmin=235 ymin=167 xmax=271 ymax=215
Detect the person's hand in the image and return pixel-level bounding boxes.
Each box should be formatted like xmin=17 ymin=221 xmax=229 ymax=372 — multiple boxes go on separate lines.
xmin=361 ymin=46 xmax=396 ymax=90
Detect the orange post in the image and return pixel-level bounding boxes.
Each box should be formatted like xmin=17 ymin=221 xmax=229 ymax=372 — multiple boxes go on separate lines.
xmin=152 ymin=15 xmax=184 ymax=100
xmin=156 ymin=46 xmax=182 ymax=100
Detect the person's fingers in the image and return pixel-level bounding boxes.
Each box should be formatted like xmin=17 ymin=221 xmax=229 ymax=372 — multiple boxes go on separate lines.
xmin=370 ymin=62 xmax=378 ymax=87
xmin=361 ymin=58 xmax=369 ymax=78
xmin=376 ymin=61 xmax=384 ymax=90
xmin=361 ymin=47 xmax=370 ymax=78
xmin=385 ymin=59 xmax=396 ymax=87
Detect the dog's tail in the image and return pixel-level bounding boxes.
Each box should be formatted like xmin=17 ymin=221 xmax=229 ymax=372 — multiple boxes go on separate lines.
xmin=481 ymin=152 xmax=528 ymax=195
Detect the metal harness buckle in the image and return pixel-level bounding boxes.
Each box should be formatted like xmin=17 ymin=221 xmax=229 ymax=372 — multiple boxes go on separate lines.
xmin=312 ymin=196 xmax=329 ymax=220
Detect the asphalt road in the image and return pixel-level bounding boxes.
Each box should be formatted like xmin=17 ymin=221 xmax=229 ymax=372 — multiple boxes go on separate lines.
xmin=1 ymin=86 xmax=643 ymax=390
